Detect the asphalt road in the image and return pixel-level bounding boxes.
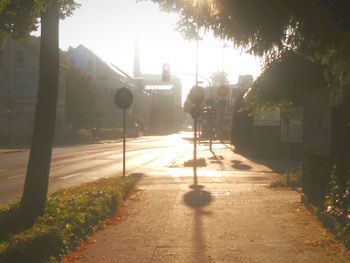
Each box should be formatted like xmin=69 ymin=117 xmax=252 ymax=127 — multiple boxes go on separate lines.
xmin=0 ymin=133 xmax=192 ymax=205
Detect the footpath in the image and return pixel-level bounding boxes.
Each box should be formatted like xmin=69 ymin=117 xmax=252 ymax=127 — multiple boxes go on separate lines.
xmin=63 ymin=142 xmax=350 ymax=263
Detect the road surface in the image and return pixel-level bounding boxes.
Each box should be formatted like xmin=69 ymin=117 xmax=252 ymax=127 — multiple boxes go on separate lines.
xmin=0 ymin=133 xmax=192 ymax=205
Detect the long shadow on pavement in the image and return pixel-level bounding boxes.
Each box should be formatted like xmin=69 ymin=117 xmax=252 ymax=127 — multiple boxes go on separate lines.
xmin=232 ymin=148 xmax=299 ymax=173
xmin=183 ymin=185 xmax=212 ymax=262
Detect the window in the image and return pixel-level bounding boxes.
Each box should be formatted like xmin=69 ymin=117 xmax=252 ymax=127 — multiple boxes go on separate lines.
xmin=15 ymin=50 xmax=24 ymax=65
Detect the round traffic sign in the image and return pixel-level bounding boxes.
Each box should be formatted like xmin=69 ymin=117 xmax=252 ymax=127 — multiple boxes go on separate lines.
xmin=114 ymin=87 xmax=133 ymax=109
xmin=189 ymin=85 xmax=205 ymax=106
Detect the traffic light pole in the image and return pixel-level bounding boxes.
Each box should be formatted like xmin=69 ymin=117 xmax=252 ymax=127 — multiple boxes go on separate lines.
xmin=209 ymin=107 xmax=213 ymax=151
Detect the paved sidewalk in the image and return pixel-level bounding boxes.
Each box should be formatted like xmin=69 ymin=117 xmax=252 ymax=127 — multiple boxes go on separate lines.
xmin=65 ymin=144 xmax=350 ymax=263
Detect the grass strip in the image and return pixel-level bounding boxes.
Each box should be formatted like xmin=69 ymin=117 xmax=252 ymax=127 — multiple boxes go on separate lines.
xmin=0 ymin=176 xmax=135 ymax=263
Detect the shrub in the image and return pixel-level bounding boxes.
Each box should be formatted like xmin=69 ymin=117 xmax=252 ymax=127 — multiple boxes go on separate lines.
xmin=270 ymin=170 xmax=301 ymax=188
xmin=302 ymin=151 xmax=332 ymax=207
xmin=94 ymin=128 xmax=123 ymax=140
xmin=325 ymin=166 xmax=350 ymax=221
xmin=0 ymin=176 xmax=135 ymax=263
xmin=77 ymin=128 xmax=93 ymax=142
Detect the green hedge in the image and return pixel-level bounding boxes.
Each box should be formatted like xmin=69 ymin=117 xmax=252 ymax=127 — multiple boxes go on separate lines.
xmin=0 ymin=176 xmax=135 ymax=263
xmin=302 ymin=151 xmax=350 ymax=248
xmin=302 ymin=151 xmax=332 ymax=207
xmin=94 ymin=128 xmax=123 ymax=140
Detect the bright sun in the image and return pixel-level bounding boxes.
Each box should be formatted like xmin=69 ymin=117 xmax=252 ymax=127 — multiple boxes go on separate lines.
xmin=59 ymin=0 xmax=261 ymax=101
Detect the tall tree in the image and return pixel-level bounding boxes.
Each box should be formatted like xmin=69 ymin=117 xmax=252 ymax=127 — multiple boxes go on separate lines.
xmin=0 ymin=0 xmax=78 ymax=223
xmin=19 ymin=0 xmax=60 ymax=221
xmin=148 ymin=0 xmax=350 ymax=88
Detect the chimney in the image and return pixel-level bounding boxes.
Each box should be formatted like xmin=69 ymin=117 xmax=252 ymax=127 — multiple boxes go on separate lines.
xmin=133 ymin=37 xmax=141 ymax=78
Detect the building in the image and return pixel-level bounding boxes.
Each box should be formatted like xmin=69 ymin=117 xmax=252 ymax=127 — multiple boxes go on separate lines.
xmin=67 ymin=45 xmax=149 ymax=132
xmin=141 ymin=74 xmax=183 ymax=134
xmin=0 ymin=36 xmax=66 ymax=145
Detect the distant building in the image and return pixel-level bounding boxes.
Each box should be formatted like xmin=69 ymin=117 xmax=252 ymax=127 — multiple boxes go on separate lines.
xmin=67 ymin=45 xmax=149 ymax=131
xmin=0 ymin=36 xmax=66 ymax=144
xmin=141 ymin=74 xmax=183 ymax=133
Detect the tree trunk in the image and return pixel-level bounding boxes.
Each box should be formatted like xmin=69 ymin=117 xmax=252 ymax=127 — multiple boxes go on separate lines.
xmin=20 ymin=0 xmax=59 ymax=223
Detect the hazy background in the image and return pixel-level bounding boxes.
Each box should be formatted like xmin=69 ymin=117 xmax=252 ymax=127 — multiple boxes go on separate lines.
xmin=58 ymin=0 xmax=261 ymax=100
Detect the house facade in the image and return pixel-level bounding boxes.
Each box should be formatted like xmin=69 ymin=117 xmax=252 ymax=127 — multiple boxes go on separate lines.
xmin=0 ymin=36 xmax=66 ymax=145
xmin=67 ymin=45 xmax=150 ymax=132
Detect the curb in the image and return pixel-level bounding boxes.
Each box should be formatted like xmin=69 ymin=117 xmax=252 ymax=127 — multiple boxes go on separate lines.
xmin=0 ymin=150 xmax=24 ymax=155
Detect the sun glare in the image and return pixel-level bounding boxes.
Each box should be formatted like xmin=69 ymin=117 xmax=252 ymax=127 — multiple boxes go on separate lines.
xmin=59 ymin=0 xmax=261 ymax=100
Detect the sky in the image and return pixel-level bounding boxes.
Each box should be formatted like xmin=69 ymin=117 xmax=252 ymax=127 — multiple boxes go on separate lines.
xmin=59 ymin=0 xmax=262 ymax=100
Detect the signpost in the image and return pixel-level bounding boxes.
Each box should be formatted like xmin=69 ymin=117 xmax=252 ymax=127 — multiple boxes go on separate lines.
xmin=188 ymin=85 xmax=205 ymax=185
xmin=114 ymin=87 xmax=133 ymax=177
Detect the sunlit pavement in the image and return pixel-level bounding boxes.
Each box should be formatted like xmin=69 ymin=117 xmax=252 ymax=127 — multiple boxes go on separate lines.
xmin=0 ymin=133 xmax=192 ymax=204
xmin=62 ymin=134 xmax=350 ymax=263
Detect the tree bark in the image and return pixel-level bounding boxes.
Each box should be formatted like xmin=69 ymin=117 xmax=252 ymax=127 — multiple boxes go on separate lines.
xmin=20 ymin=0 xmax=59 ymax=223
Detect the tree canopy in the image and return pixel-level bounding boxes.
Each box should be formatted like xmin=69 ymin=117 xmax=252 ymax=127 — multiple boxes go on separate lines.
xmin=149 ymin=0 xmax=350 ymax=87
xmin=0 ymin=0 xmax=79 ymax=223
xmin=0 ymin=0 xmax=79 ymax=40
xmin=210 ymin=71 xmax=229 ymax=87
xmin=244 ymin=51 xmax=327 ymax=112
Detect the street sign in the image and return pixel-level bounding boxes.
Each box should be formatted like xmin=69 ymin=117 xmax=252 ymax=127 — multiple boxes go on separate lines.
xmin=189 ymin=85 xmax=205 ymax=106
xmin=114 ymin=87 xmax=133 ymax=177
xmin=114 ymin=87 xmax=133 ymax=109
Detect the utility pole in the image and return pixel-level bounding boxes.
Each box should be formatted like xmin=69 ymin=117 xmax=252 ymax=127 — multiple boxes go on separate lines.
xmin=221 ymin=44 xmax=228 ymax=87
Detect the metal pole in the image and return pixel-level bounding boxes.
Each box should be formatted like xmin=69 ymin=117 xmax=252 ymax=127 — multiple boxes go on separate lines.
xmin=221 ymin=46 xmax=224 ymax=87
xmin=209 ymin=84 xmax=214 ymax=151
xmin=195 ymin=37 xmax=199 ymax=85
xmin=193 ymin=115 xmax=198 ymax=185
xmin=123 ymin=109 xmax=126 ymax=177
xmin=209 ymin=107 xmax=213 ymax=151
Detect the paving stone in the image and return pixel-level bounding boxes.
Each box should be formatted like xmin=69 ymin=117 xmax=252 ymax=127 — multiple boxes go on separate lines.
xmin=71 ymin=144 xmax=350 ymax=263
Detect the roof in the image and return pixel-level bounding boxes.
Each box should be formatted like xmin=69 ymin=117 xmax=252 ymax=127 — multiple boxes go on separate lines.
xmin=70 ymin=44 xmax=134 ymax=83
